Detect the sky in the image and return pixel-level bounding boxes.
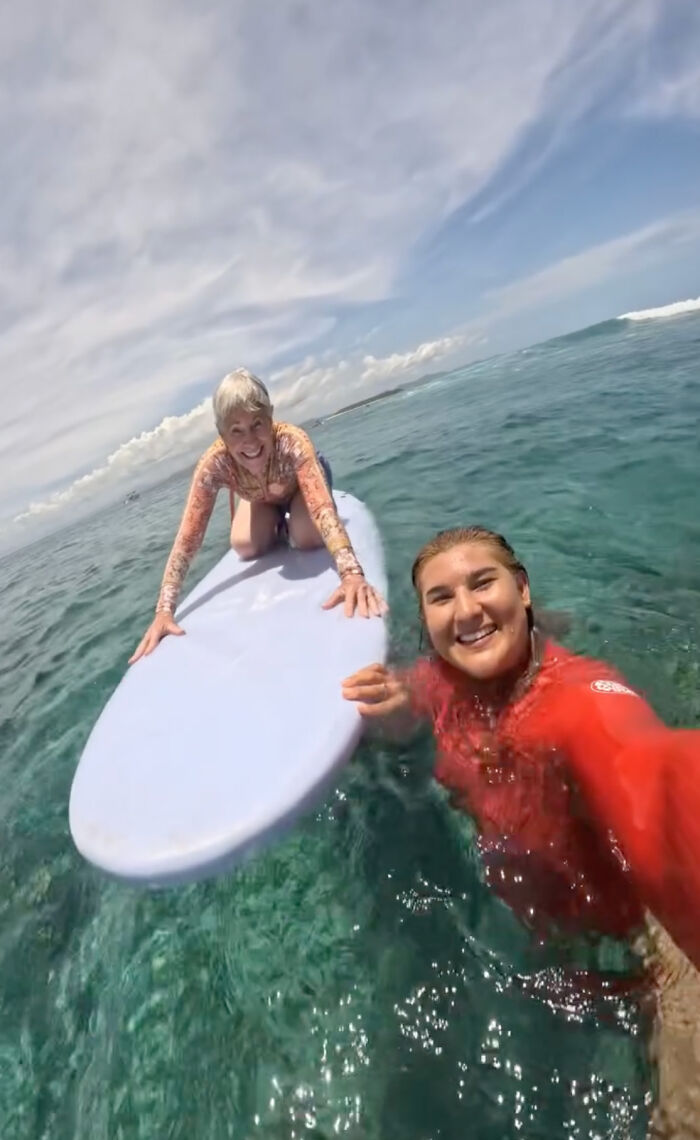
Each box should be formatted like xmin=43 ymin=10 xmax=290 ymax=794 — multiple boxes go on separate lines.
xmin=1 ymin=0 xmax=700 ymax=536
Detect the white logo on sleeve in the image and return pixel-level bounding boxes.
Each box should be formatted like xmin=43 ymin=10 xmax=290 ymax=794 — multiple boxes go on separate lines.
xmin=590 ymin=680 xmax=637 ymax=696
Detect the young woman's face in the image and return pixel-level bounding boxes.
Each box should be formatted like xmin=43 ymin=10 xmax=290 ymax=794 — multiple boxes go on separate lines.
xmin=417 ymin=541 xmax=531 ymax=682
xmin=222 ymin=410 xmax=273 ymax=473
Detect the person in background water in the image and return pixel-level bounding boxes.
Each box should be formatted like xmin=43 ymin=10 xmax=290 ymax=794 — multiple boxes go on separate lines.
xmin=343 ymin=525 xmax=700 ymax=1139
xmin=130 ymin=368 xmax=386 ymax=663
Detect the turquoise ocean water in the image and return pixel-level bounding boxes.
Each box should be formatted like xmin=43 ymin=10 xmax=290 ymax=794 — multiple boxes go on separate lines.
xmin=1 ymin=312 xmax=699 ymax=1138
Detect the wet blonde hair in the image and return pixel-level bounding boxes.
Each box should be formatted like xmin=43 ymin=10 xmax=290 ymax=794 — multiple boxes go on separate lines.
xmin=212 ymin=368 xmax=272 ymax=435
xmin=412 ymin=526 xmax=535 ymax=632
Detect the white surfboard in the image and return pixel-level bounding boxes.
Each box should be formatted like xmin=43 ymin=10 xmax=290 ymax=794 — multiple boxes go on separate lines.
xmin=69 ymin=491 xmax=387 ymax=887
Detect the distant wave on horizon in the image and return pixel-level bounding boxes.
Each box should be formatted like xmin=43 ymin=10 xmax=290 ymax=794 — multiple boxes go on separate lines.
xmin=617 ymin=296 xmax=700 ymax=321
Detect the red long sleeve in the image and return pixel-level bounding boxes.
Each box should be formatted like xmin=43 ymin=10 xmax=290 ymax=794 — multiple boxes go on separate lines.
xmin=548 ymin=678 xmax=700 ymax=968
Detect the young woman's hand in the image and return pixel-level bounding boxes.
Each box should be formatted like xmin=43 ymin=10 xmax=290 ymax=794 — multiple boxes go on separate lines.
xmin=341 ymin=663 xmax=409 ymax=718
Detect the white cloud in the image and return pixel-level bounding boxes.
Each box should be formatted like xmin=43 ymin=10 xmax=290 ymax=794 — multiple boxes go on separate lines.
xmin=270 ymin=334 xmax=472 ymax=417
xmin=360 ymin=337 xmax=465 ymax=384
xmin=12 ymin=399 xmax=215 ymax=526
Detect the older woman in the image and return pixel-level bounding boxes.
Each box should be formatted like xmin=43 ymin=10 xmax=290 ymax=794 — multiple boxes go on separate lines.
xmin=343 ymin=524 xmax=700 ymax=1138
xmin=130 ymin=369 xmax=385 ymax=663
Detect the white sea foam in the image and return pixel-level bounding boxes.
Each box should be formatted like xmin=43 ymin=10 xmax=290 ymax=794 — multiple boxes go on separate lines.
xmin=618 ymin=297 xmax=700 ymax=321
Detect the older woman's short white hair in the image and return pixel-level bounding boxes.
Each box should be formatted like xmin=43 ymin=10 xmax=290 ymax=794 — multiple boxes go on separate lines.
xmin=212 ymin=368 xmax=272 ymax=435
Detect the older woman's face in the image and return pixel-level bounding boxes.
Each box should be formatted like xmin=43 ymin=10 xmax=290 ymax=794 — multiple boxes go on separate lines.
xmin=222 ymin=409 xmax=273 ymax=473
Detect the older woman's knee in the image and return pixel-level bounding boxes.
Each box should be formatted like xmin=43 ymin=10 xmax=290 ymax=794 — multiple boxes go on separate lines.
xmin=231 ymin=536 xmax=261 ymax=560
xmin=292 ymin=531 xmax=323 ymax=552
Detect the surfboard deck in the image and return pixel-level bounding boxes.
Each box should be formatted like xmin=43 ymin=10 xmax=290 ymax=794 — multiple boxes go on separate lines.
xmin=69 ymin=491 xmax=387 ymax=887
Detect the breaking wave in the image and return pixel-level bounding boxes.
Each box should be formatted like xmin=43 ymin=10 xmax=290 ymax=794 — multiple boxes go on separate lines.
xmin=618 ymin=297 xmax=700 ymax=321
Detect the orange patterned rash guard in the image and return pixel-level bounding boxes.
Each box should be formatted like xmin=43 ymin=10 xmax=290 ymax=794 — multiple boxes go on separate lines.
xmin=155 ymin=422 xmax=363 ymax=614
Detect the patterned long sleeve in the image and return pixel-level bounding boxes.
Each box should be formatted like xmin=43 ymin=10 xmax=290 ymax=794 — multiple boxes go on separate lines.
xmin=282 ymin=425 xmax=363 ymax=579
xmin=155 ymin=444 xmax=229 ymax=614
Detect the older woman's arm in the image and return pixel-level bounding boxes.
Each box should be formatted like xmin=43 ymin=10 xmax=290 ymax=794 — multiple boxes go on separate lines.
xmin=281 ymin=424 xmax=386 ymax=618
xmin=129 ymin=444 xmax=228 ymax=662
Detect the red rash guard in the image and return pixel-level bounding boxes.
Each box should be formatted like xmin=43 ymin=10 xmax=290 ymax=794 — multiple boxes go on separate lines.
xmin=407 ymin=642 xmax=700 ymax=967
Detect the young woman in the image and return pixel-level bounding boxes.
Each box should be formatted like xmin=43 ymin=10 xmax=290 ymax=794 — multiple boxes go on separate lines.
xmin=130 ymin=369 xmax=385 ymax=663
xmin=343 ymin=525 xmax=700 ymax=1138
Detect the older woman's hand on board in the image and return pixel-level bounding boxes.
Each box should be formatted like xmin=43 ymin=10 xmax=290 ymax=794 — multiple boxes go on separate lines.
xmin=129 ymin=612 xmax=185 ymax=665
xmin=322 ymin=573 xmax=387 ymax=619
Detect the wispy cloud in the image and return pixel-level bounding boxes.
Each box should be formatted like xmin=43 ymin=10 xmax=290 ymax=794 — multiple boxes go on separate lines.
xmin=625 ymin=4 xmax=700 ymax=119
xmin=486 ymin=211 xmax=700 ymax=315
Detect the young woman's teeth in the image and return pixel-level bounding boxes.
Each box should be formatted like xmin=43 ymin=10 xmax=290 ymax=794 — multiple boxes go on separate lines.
xmin=457 ymin=627 xmax=495 ymax=645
